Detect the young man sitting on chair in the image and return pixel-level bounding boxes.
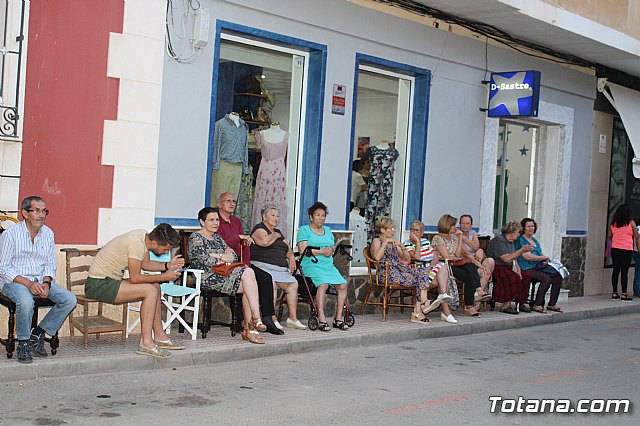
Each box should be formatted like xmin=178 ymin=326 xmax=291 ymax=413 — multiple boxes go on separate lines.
xmin=0 ymin=196 xmax=77 ymax=363
xmin=86 ymin=223 xmax=185 ymax=359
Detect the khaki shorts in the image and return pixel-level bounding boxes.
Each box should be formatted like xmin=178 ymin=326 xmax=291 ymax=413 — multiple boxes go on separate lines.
xmin=85 ymin=277 xmax=122 ymax=304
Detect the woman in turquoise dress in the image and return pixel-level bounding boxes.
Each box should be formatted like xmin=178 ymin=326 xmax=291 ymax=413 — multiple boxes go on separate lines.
xmin=296 ymin=202 xmax=348 ymax=332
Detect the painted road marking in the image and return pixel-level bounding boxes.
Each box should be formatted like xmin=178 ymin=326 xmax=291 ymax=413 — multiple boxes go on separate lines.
xmin=385 ymin=395 xmax=469 ymax=415
xmin=531 ymin=369 xmax=590 ymax=384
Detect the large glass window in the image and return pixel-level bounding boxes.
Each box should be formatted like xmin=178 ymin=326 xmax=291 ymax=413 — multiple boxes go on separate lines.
xmin=212 ymin=35 xmax=307 ymax=238
xmin=349 ymin=67 xmax=412 ymax=266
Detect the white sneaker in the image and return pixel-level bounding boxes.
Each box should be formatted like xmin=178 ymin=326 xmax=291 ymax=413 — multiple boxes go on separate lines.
xmin=422 ymin=299 xmax=441 ymax=315
xmin=440 ymin=313 xmax=458 ymax=324
xmin=286 ymin=318 xmax=307 ymax=329
xmin=435 ymin=293 xmax=452 ymax=305
xmin=273 ymin=320 xmax=284 ymax=330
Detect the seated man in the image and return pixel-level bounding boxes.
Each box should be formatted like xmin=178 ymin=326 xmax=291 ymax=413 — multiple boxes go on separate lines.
xmin=86 ymin=223 xmax=185 ymax=359
xmin=216 ymin=192 xmax=282 ymax=335
xmin=0 ymin=196 xmax=77 ymax=364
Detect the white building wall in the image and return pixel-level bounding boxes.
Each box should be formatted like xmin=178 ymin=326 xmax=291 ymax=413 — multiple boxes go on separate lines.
xmin=157 ymin=0 xmax=595 ymax=233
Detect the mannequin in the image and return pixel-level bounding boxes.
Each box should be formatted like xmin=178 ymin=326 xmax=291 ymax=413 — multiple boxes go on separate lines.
xmin=211 ymin=112 xmax=249 ymax=204
xmin=252 ymin=122 xmax=289 ymax=235
xmin=260 ymin=122 xmax=287 ymax=144
xmin=229 ymin=111 xmax=240 ymax=127
xmin=376 ymin=138 xmax=390 ymax=149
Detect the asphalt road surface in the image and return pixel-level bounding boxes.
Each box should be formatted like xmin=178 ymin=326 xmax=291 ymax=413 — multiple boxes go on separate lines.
xmin=1 ymin=314 xmax=639 ymax=425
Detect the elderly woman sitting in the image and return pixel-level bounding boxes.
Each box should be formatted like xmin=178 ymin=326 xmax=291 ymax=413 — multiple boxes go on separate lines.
xmin=370 ymin=216 xmax=455 ymax=324
xmin=188 ymin=207 xmax=267 ymax=344
xmin=516 ymin=218 xmax=564 ymax=313
xmin=459 ymin=214 xmax=494 ymax=296
xmin=486 ymin=221 xmax=533 ymax=314
xmin=296 ymin=202 xmax=348 ymax=331
xmin=431 ymin=214 xmax=488 ymax=317
xmin=250 ymin=205 xmax=306 ymax=330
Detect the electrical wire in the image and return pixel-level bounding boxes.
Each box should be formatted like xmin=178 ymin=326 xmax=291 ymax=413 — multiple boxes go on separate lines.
xmin=165 ymin=0 xmax=202 ymax=64
xmin=373 ymin=0 xmax=596 ymax=70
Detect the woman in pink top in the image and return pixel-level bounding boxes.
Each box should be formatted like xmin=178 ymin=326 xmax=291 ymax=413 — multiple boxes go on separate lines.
xmin=608 ymin=204 xmax=639 ymax=300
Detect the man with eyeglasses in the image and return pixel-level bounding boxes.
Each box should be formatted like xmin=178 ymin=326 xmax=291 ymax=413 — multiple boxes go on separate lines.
xmin=216 ymin=193 xmax=282 ymax=335
xmin=0 ymin=196 xmax=77 ymax=363
xmin=86 ymin=223 xmax=186 ymax=359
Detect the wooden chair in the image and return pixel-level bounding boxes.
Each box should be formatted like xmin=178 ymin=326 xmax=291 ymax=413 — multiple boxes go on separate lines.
xmin=0 ymin=294 xmax=60 ymax=359
xmin=359 ymin=247 xmax=416 ymax=321
xmin=61 ymin=248 xmax=127 ymax=348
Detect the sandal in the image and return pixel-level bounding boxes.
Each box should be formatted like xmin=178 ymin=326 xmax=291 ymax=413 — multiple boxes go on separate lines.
xmin=531 ymin=305 xmax=546 ymax=314
xmin=241 ymin=328 xmax=265 ymax=344
xmin=410 ymin=312 xmax=431 ymax=323
xmin=251 ymin=317 xmax=267 ymax=332
xmin=333 ymin=318 xmax=349 ymax=330
xmin=621 ymin=294 xmax=633 ymax=301
xmin=464 ymin=307 xmax=480 ymax=317
xmin=547 ymin=305 xmax=563 ymax=313
xmin=318 ymin=321 xmax=331 ymax=332
xmin=612 ymin=293 xmax=620 ymax=299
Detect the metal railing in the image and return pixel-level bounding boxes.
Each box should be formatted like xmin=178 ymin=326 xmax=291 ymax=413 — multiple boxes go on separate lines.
xmin=0 ymin=0 xmax=25 ymax=138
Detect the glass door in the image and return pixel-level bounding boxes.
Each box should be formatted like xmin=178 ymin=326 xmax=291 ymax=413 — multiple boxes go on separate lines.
xmin=494 ymin=120 xmax=538 ymax=231
xmin=349 ymin=67 xmax=413 ymax=266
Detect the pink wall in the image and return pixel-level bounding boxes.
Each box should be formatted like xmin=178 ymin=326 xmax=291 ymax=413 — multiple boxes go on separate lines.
xmin=19 ymin=0 xmax=124 ymax=244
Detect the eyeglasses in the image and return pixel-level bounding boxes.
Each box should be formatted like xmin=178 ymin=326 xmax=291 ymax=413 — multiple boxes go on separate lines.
xmin=26 ymin=209 xmax=49 ymax=216
xmin=410 ymin=228 xmax=422 ymax=233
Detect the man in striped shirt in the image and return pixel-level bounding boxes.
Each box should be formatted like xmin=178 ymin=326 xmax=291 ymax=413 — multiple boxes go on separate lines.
xmin=0 ymin=196 xmax=77 ymax=363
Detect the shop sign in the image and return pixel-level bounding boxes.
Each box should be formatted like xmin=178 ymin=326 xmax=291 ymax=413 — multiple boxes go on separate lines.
xmin=332 ymin=84 xmax=346 ymax=115
xmin=488 ymin=70 xmax=541 ymax=117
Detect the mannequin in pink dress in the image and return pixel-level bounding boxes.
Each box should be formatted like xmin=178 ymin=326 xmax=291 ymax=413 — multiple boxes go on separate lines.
xmin=252 ymin=123 xmax=289 ymax=236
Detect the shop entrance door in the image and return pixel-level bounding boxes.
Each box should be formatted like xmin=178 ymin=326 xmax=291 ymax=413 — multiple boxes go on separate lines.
xmin=349 ymin=66 xmax=413 ymax=267
xmin=494 ymin=120 xmax=538 ymax=231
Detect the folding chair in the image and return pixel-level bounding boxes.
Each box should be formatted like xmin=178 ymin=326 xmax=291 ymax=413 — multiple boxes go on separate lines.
xmin=161 ymin=269 xmax=202 ymax=340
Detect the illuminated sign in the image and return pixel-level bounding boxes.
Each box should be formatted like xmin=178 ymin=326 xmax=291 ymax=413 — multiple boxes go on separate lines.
xmin=488 ymin=70 xmax=541 ymax=117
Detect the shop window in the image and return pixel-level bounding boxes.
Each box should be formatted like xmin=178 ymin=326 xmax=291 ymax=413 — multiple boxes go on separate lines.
xmin=210 ymin=35 xmax=307 ymax=238
xmin=348 ymin=67 xmax=413 ymax=266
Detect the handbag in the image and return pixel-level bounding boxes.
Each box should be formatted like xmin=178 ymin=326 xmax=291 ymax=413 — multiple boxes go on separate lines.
xmin=534 ymin=262 xmax=558 ymax=276
xmin=211 ymin=262 xmax=244 ymax=276
xmin=451 ymin=257 xmax=472 ymax=267
xmin=445 ymin=262 xmax=460 ymax=310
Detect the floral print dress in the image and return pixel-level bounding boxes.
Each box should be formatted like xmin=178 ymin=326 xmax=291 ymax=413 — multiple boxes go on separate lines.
xmin=252 ymin=132 xmax=288 ymax=236
xmin=378 ymin=242 xmax=429 ymax=300
xmin=187 ymin=232 xmax=246 ymax=294
xmin=365 ymin=146 xmax=399 ymax=241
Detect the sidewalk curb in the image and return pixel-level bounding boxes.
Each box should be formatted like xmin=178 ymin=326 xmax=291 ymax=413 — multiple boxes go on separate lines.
xmin=2 ymin=303 xmax=639 ymax=383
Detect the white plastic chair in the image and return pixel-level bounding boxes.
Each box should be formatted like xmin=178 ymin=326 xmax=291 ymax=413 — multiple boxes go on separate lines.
xmin=161 ymin=269 xmax=202 ymax=340
xmin=125 ymin=269 xmax=202 ymax=340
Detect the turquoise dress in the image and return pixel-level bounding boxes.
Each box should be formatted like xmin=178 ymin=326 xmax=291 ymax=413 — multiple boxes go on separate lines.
xmin=297 ymin=225 xmax=347 ymax=287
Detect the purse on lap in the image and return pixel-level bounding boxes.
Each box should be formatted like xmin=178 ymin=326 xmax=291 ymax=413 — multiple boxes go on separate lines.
xmin=211 ymin=262 xmax=244 ymax=276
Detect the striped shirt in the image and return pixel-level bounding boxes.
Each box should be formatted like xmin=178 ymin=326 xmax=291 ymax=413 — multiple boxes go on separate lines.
xmin=403 ymin=237 xmax=435 ymax=262
xmin=0 ymin=221 xmax=56 ymax=289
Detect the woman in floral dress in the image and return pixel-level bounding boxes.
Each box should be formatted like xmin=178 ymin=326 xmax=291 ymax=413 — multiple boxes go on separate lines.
xmin=188 ymin=207 xmax=267 ymax=344
xmin=369 ymin=217 xmax=455 ymax=324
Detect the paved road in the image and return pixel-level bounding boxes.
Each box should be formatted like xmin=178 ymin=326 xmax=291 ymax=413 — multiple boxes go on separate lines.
xmin=1 ymin=314 xmax=639 ymax=425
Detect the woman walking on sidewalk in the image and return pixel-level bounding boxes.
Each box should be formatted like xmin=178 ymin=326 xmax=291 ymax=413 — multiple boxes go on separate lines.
xmin=608 ymin=204 xmax=639 ymax=301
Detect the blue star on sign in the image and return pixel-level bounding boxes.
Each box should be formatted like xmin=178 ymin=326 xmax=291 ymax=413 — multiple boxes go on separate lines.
xmin=519 ymin=145 xmax=529 ymax=156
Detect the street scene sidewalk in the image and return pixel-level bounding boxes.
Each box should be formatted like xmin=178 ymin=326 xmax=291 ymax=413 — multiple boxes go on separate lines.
xmin=1 ymin=295 xmax=638 ymax=384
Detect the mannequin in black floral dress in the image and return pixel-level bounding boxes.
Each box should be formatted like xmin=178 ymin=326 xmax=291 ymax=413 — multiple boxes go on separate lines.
xmin=365 ymin=140 xmax=399 ymax=242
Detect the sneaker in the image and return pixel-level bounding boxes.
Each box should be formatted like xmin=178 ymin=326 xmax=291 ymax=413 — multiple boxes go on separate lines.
xmin=286 ymin=318 xmax=307 ymax=329
xmin=440 ymin=313 xmax=458 ymax=324
xmin=17 ymin=341 xmax=33 ymax=364
xmin=29 ymin=333 xmax=48 ymax=358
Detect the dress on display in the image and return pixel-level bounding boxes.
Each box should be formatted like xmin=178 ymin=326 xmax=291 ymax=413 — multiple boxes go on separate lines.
xmin=236 ymin=164 xmax=254 ymax=233
xmin=251 ymin=131 xmax=289 ymax=236
xmin=365 ymin=145 xmax=399 ymax=241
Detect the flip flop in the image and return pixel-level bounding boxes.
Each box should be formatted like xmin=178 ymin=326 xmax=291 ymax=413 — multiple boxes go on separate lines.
xmin=546 ymin=305 xmax=563 ymax=313
xmin=531 ymin=305 xmax=546 ymax=314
